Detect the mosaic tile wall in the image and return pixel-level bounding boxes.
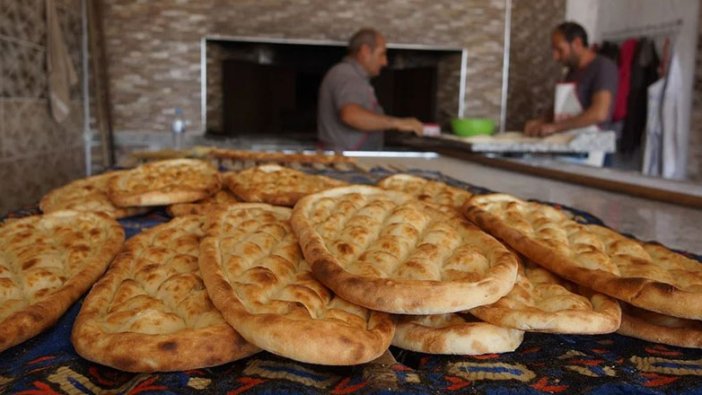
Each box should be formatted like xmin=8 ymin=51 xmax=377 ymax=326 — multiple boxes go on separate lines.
xmin=688 ymin=5 xmax=702 ymax=182
xmin=0 ymin=0 xmax=85 ymax=214
xmin=100 ymin=0 xmax=507 ymax=135
xmin=505 ymin=0 xmax=566 ymax=131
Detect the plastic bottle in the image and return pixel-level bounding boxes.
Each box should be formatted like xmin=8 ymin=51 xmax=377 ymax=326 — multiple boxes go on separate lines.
xmin=172 ymin=107 xmax=186 ymax=149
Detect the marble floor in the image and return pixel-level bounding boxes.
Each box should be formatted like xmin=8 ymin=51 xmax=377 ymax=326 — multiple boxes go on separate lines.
xmin=356 ymin=154 xmax=702 ymax=255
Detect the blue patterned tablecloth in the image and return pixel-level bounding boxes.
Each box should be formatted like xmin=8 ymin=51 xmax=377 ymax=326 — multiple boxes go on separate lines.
xmin=2 ymin=167 xmax=702 ymax=395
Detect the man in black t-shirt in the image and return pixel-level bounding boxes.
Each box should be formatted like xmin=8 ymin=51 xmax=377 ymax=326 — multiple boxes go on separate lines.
xmin=524 ymin=22 xmax=618 ymax=137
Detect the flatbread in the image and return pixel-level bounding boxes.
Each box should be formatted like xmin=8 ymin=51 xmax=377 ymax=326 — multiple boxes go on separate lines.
xmin=377 ymin=174 xmax=472 ymax=213
xmin=392 ymin=313 xmax=524 ymax=355
xmin=0 ymin=210 xmax=124 ymax=353
xmin=199 ymin=203 xmax=394 ymax=365
xmin=291 ymin=185 xmax=519 ymax=314
xmin=471 ymin=260 xmax=621 ymax=334
xmin=209 ymin=148 xmax=355 ymax=164
xmin=167 ymin=190 xmax=238 ymax=217
xmin=618 ymin=303 xmax=702 ymax=349
xmin=464 ymin=193 xmax=702 ymax=320
xmin=72 ymin=216 xmax=258 ymax=372
xmin=224 ymin=165 xmax=347 ymax=207
xmin=40 ymin=171 xmax=147 ymax=218
xmin=109 ymin=159 xmax=221 ymax=207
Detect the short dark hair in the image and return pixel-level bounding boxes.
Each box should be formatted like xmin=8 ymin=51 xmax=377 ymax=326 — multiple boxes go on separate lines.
xmin=554 ymin=22 xmax=589 ymax=47
xmin=348 ymin=28 xmax=380 ymax=55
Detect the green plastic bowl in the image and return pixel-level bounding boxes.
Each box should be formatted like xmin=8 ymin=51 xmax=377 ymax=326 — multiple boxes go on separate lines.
xmin=451 ymin=118 xmax=495 ymax=137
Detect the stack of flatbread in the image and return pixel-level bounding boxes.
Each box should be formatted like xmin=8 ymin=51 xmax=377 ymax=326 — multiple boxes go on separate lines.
xmin=5 ymin=156 xmax=701 ymax=372
xmin=464 ymin=193 xmax=702 ymax=348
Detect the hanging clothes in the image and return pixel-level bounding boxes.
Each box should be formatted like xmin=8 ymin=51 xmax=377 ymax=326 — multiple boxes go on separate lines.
xmin=620 ymin=38 xmax=660 ymax=153
xmin=642 ymin=44 xmax=686 ymax=180
xmin=612 ymin=39 xmax=638 ymax=122
xmin=597 ymin=41 xmax=620 ymax=63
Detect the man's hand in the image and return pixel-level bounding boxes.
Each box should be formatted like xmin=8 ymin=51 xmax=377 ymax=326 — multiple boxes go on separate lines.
xmin=340 ymin=104 xmax=423 ymax=135
xmin=392 ymin=117 xmax=424 ymax=136
xmin=524 ymin=119 xmax=545 ymax=136
xmin=524 ymin=119 xmax=558 ymax=137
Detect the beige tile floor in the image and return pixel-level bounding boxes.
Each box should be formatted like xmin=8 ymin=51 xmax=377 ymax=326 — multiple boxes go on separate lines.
xmin=357 ymin=155 xmax=702 ymax=255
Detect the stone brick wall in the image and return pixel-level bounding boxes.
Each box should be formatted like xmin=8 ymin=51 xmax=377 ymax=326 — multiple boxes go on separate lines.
xmin=506 ymin=0 xmax=566 ymax=131
xmin=101 ymin=0 xmax=507 ymax=135
xmin=0 ymin=0 xmax=85 ymax=214
xmin=688 ymin=5 xmax=702 ymax=182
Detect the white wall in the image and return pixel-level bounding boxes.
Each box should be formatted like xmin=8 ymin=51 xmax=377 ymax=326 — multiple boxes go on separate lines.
xmin=567 ymin=0 xmax=699 ymax=179
xmin=565 ymin=0 xmax=599 ymax=41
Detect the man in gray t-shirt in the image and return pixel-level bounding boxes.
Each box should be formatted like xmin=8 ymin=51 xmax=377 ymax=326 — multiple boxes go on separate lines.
xmin=317 ymin=28 xmax=424 ymax=151
xmin=525 ymin=22 xmax=618 ymax=136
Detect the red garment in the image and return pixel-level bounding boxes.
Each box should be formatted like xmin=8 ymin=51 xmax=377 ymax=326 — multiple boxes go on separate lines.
xmin=613 ymin=38 xmax=638 ymax=121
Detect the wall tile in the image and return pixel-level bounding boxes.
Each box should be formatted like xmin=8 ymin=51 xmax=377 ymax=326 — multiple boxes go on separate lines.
xmin=506 ymin=0 xmax=565 ymax=131
xmin=2 ymin=99 xmax=51 ymax=157
xmin=1 ymin=99 xmax=83 ymax=159
xmin=0 ymin=146 xmax=85 ymax=215
xmin=0 ymin=0 xmax=86 ymax=214
xmin=0 ymin=0 xmax=46 ymax=46
xmin=0 ymin=100 xmax=5 ymax=159
xmin=101 ymin=0 xmax=507 ymax=133
xmin=1 ymin=40 xmax=46 ymax=98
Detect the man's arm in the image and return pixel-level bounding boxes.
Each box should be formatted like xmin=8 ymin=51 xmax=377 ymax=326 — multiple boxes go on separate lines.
xmin=526 ymin=90 xmax=613 ymax=137
xmin=340 ymin=104 xmax=424 ymax=135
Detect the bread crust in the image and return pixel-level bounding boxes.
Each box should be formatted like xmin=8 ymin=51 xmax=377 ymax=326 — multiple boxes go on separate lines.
xmin=471 ymin=261 xmax=621 ymax=334
xmin=618 ymin=303 xmax=702 ymax=348
xmin=72 ymin=216 xmax=258 ymax=372
xmin=0 ymin=210 xmax=124 ymax=353
xmin=224 ymin=165 xmax=347 ymax=207
xmin=40 ymin=171 xmax=147 ymax=218
xmin=464 ymin=193 xmax=702 ymax=320
xmin=291 ymin=185 xmax=519 ymax=314
xmin=199 ymin=203 xmax=394 ymax=365
xmin=209 ymin=148 xmax=355 ymax=164
xmin=108 ymin=159 xmax=221 ymax=207
xmin=167 ymin=190 xmax=238 ymax=217
xmin=392 ymin=313 xmax=523 ymax=355
xmin=377 ymin=173 xmax=473 ymax=211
